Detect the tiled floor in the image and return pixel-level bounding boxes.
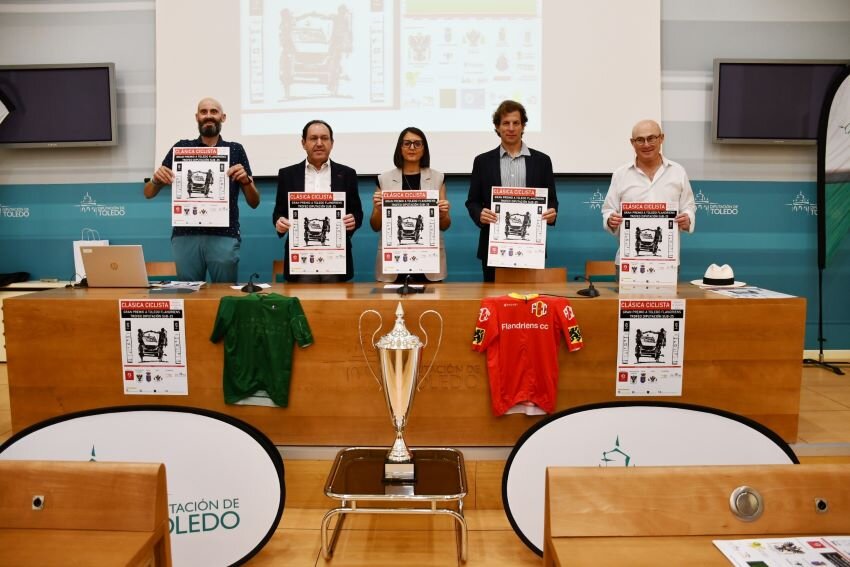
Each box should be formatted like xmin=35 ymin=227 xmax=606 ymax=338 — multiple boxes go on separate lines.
xmin=1 ymin=363 xmax=848 ymax=566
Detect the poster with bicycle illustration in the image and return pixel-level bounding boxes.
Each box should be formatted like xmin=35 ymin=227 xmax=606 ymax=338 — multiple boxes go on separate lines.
xmin=381 ymin=189 xmax=439 ymax=274
xmin=616 ymin=299 xmax=685 ymax=397
xmin=618 ymin=201 xmax=678 ymax=286
xmin=488 ymin=187 xmax=547 ymax=269
xmin=288 ymin=191 xmax=346 ymax=274
xmin=119 ymin=298 xmax=188 ymax=395
xmin=171 ymin=146 xmax=230 ymax=227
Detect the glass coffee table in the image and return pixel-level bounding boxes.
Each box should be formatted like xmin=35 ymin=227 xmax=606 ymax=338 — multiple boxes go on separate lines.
xmin=321 ymin=447 xmax=468 ymax=562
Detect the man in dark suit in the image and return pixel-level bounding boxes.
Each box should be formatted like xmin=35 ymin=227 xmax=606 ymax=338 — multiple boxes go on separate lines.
xmin=465 ymin=100 xmax=559 ymax=282
xmin=272 ymin=120 xmax=363 ymax=282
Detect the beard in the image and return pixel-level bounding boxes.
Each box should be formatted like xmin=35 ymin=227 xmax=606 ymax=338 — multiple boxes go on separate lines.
xmin=198 ymin=119 xmax=222 ymax=138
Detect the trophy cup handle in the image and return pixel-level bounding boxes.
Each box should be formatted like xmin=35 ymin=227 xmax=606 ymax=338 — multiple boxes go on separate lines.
xmin=416 ymin=309 xmax=443 ymax=391
xmin=357 ymin=310 xmax=384 ymax=390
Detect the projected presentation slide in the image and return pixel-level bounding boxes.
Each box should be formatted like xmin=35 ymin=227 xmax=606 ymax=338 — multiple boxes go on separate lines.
xmin=155 ymin=0 xmax=661 ymax=176
xmin=241 ymin=1 xmax=542 ymax=135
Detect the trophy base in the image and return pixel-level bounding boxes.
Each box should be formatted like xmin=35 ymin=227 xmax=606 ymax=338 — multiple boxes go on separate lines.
xmin=384 ymin=461 xmax=415 ymax=482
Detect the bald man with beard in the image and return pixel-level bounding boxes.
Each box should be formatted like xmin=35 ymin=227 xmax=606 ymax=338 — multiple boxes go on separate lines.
xmin=144 ymin=97 xmax=260 ymax=283
xmin=601 ymin=119 xmax=695 ymax=265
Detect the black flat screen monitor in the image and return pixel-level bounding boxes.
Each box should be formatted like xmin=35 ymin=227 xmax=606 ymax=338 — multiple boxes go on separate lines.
xmin=0 ymin=63 xmax=117 ymax=148
xmin=712 ymin=59 xmax=849 ymax=145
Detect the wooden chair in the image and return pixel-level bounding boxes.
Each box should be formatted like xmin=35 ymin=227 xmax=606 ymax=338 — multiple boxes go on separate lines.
xmin=494 ymin=267 xmax=567 ymax=284
xmin=583 ymin=260 xmax=616 ymax=279
xmin=145 ymin=261 xmax=177 ymax=278
xmin=272 ymin=260 xmax=284 ymax=283
xmin=0 ymin=460 xmax=172 ymax=566
xmin=543 ymin=463 xmax=850 ymax=566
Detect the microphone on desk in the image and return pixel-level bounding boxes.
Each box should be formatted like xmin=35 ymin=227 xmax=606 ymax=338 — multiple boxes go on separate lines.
xmin=397 ymin=274 xmax=414 ymax=296
xmin=241 ymin=272 xmax=261 ymax=293
xmin=396 ymin=274 xmax=424 ymax=296
xmin=574 ymin=275 xmax=600 ymax=297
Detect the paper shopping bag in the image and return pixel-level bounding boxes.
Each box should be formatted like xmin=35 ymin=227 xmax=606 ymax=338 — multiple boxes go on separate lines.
xmin=72 ymin=228 xmax=108 ymax=282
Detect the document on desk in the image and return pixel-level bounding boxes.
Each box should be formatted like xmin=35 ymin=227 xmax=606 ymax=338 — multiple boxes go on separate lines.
xmin=171 ymin=146 xmax=231 ymax=227
xmin=714 ymin=536 xmax=850 ymax=566
xmin=618 ymin=201 xmax=678 ymax=286
xmin=709 ymin=286 xmax=795 ymax=299
xmin=118 ymin=298 xmax=188 ymax=395
xmin=615 ymin=299 xmax=685 ymax=397
xmin=150 ymin=281 xmax=207 ymax=292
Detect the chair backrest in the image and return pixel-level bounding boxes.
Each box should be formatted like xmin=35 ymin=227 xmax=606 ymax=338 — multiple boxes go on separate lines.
xmin=0 ymin=460 xmax=169 ymax=532
xmin=495 ymin=267 xmax=567 ymax=284
xmin=272 ymin=260 xmax=284 ymax=282
xmin=584 ymin=260 xmax=616 ymax=278
xmin=0 ymin=460 xmax=172 ymax=566
xmin=546 ymin=463 xmax=850 ymax=539
xmin=145 ymin=261 xmax=177 ymax=278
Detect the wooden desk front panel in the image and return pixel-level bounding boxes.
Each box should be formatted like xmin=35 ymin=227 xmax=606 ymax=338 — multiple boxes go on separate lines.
xmin=4 ymin=284 xmax=805 ymax=444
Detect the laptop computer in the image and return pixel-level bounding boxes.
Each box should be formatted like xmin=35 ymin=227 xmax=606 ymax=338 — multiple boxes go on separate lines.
xmin=80 ymin=245 xmax=150 ymax=288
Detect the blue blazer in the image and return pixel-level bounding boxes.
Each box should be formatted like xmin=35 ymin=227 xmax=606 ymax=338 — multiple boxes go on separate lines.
xmin=272 ymin=160 xmax=363 ymax=281
xmin=465 ymin=147 xmax=558 ymax=260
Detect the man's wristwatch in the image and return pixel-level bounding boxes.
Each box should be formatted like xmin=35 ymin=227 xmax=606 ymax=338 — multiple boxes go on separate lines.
xmin=241 ymin=176 xmax=254 ymax=187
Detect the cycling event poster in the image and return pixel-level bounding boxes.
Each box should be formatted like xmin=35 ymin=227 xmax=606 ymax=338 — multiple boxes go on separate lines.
xmin=487 ymin=187 xmax=547 ymax=269
xmin=616 ymin=299 xmax=685 ymax=397
xmin=171 ymin=146 xmax=231 ymax=228
xmin=288 ymin=191 xmax=346 ymax=275
xmin=381 ymin=189 xmax=439 ymax=274
xmin=618 ymin=201 xmax=678 ymax=286
xmin=119 ymin=299 xmax=189 ymax=395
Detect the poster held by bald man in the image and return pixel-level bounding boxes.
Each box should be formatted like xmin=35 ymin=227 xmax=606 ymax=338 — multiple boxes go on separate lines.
xmin=144 ymin=97 xmax=260 ymax=283
xmin=601 ymin=119 xmax=696 ymax=279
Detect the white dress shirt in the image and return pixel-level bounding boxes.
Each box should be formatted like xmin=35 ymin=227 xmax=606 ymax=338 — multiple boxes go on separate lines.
xmin=601 ymin=156 xmax=696 ymax=264
xmin=304 ymin=160 xmax=332 ymax=192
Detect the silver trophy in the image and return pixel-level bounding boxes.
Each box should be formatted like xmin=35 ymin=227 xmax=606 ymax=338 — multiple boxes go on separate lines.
xmin=359 ymin=302 xmax=443 ymax=481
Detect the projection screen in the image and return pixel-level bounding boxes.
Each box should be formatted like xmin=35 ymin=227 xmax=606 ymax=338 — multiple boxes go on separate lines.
xmin=155 ymin=0 xmax=661 ymax=176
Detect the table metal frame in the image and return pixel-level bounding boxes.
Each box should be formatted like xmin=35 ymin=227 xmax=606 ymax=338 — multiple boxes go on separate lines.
xmin=321 ymin=446 xmax=468 ymax=562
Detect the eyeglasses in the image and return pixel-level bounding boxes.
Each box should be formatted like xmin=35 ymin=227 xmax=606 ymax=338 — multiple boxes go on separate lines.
xmin=631 ymin=135 xmax=661 ymax=146
xmin=402 ymin=140 xmax=423 ymax=149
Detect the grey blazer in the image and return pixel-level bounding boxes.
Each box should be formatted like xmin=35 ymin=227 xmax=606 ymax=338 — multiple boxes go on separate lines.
xmin=374 ymin=167 xmax=448 ymax=282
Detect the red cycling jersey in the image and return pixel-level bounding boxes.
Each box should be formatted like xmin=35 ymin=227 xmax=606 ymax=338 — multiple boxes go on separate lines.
xmin=472 ymin=293 xmax=583 ymax=416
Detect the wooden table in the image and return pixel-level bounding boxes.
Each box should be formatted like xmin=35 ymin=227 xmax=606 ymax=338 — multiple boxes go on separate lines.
xmin=543 ymin=464 xmax=850 ymax=566
xmin=3 ymin=282 xmax=806 ymax=444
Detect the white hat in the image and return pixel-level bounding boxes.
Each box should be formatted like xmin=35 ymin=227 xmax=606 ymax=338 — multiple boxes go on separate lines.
xmin=690 ymin=264 xmax=746 ymax=288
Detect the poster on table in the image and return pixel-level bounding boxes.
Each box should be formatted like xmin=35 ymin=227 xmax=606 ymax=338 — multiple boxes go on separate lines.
xmin=119 ymin=298 xmax=188 ymax=395
xmin=714 ymin=537 xmax=850 ymax=567
xmin=171 ymin=146 xmax=231 ymax=227
xmin=381 ymin=189 xmax=439 ymax=274
xmin=487 ymin=187 xmax=547 ymax=269
xmin=618 ymin=201 xmax=678 ymax=286
xmin=616 ymin=299 xmax=685 ymax=397
xmin=287 ymin=192 xmax=346 ymax=275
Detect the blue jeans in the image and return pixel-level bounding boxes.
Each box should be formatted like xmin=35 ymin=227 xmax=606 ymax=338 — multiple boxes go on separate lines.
xmin=171 ymin=235 xmax=240 ymax=283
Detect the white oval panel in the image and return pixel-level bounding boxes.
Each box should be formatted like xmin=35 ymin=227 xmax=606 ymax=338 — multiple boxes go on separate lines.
xmin=0 ymin=406 xmax=284 ymax=567
xmin=503 ymin=402 xmax=797 ymax=555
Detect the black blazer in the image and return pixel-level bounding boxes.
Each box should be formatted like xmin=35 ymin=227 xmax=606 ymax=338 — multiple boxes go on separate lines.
xmin=465 ymin=147 xmax=559 ymax=260
xmin=272 ymin=160 xmax=363 ymax=281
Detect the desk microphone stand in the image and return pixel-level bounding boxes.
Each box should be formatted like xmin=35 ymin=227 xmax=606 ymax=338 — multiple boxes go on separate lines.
xmin=241 ymin=272 xmax=261 ymax=293
xmin=575 ymin=275 xmax=600 ymax=297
